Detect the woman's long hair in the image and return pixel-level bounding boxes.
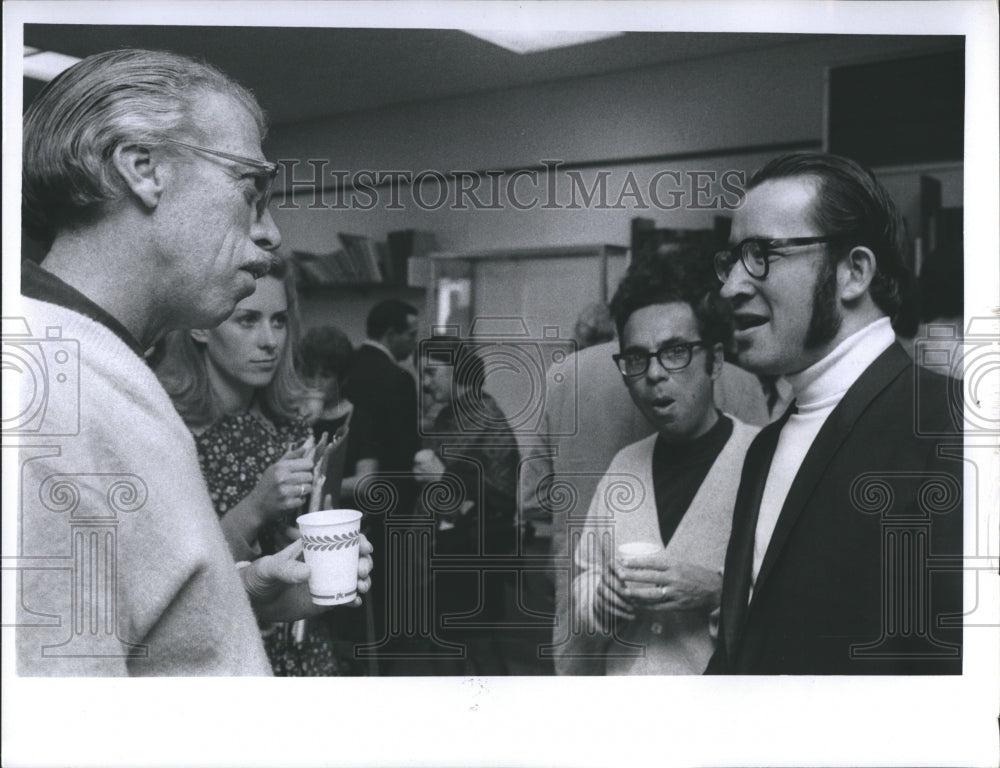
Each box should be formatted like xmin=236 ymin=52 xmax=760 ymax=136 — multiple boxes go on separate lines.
xmin=156 ymin=252 xmax=307 ymax=429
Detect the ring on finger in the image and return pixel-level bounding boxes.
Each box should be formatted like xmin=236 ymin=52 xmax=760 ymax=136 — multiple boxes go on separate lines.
xmin=300 ymin=484 xmax=307 ymax=497
xmin=661 ymin=586 xmax=669 ymax=599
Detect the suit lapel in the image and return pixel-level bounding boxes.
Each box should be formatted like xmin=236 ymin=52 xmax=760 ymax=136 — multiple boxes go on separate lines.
xmin=751 ymin=344 xmax=912 ymax=596
xmin=722 ymin=410 xmax=791 ymax=657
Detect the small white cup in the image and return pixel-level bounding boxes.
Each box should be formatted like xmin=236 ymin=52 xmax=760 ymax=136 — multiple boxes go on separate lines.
xmin=617 ymin=541 xmax=662 ymax=559
xmin=616 ymin=541 xmax=663 ymax=591
xmin=301 ymin=389 xmax=326 ymax=423
xmin=296 ymin=509 xmax=363 ymax=605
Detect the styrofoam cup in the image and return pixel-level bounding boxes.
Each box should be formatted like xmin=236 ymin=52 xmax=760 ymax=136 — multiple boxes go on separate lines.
xmin=616 ymin=541 xmax=663 ymax=591
xmin=296 ymin=509 xmax=363 ymax=605
xmin=617 ymin=541 xmax=662 ymax=559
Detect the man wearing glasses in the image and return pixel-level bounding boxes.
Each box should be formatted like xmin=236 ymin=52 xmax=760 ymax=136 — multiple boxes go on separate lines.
xmin=706 ymin=152 xmax=963 ymax=674
xmin=16 ymin=49 xmax=337 ymax=674
xmin=561 ymin=248 xmax=759 ymax=674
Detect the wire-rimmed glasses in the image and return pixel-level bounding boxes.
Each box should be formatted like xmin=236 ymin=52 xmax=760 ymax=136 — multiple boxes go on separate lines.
xmin=163 ymin=138 xmax=279 ymax=218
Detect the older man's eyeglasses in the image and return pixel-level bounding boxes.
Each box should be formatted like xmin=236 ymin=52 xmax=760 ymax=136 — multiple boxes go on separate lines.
xmin=613 ymin=341 xmax=706 ymax=378
xmin=163 ymin=138 xmax=279 ymax=219
xmin=714 ymin=236 xmax=840 ymax=282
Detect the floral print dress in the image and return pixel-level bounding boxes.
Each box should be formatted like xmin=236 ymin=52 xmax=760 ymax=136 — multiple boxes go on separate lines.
xmin=194 ymin=412 xmax=341 ymax=676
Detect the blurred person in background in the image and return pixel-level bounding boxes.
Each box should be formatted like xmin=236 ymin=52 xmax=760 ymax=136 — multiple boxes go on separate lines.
xmin=340 ymin=299 xmax=422 ymax=669
xmin=298 ymin=323 xmax=356 ymax=433
xmin=297 ymin=323 xmax=379 ymax=501
xmin=412 ymin=338 xmax=521 ymax=674
xmin=573 ymin=301 xmax=617 ymax=350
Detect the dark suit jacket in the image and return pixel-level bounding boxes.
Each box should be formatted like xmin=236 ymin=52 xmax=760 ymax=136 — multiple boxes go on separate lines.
xmin=708 ymin=343 xmax=963 ymax=675
xmin=338 ymin=344 xmax=421 ymax=644
xmin=343 ymin=343 xmax=420 ymax=478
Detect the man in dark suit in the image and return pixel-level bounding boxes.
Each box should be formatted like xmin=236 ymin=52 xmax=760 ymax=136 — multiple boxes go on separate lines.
xmin=706 ymin=152 xmax=963 ymax=675
xmin=340 ymin=299 xmax=421 ymax=667
xmin=344 ymin=299 xmax=421 ymax=484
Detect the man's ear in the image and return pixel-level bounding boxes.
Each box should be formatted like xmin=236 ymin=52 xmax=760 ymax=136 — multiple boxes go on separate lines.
xmin=709 ymin=342 xmax=725 ymax=380
xmin=111 ymin=144 xmax=167 ymax=210
xmin=190 ymin=328 xmax=210 ymax=344
xmin=839 ymin=246 xmax=877 ymax=302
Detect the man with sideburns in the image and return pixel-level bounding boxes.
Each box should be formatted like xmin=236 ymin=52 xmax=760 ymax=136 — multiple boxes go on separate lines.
xmin=706 ymin=152 xmax=963 ymax=675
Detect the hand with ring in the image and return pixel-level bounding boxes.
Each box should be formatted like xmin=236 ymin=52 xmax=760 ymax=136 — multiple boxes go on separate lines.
xmin=250 ymin=442 xmax=316 ymax=518
xmin=612 ymin=551 xmax=723 ymax=612
xmin=216 ymin=440 xmax=316 ymax=562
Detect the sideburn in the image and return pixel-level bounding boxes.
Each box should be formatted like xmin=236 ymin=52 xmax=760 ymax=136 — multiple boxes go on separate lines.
xmin=804 ymin=253 xmax=843 ymax=349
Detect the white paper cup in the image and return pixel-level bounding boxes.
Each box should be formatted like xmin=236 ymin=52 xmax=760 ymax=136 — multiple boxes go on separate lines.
xmin=297 ymin=509 xmax=363 ymax=605
xmin=301 ymin=389 xmax=326 ymax=423
xmin=617 ymin=541 xmax=662 ymax=559
xmin=616 ymin=541 xmax=663 ymax=591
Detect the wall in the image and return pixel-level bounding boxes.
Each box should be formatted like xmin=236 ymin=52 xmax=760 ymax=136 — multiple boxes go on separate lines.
xmin=272 ymin=33 xmax=963 ymax=346
xmin=269 ymin=33 xmax=959 ymax=260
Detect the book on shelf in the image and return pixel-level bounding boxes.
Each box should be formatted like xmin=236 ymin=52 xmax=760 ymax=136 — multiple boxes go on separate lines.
xmin=293 ymin=230 xmax=438 ymax=288
xmin=292 ymin=249 xmax=345 ymax=286
xmin=387 ymin=229 xmax=439 ymax=286
xmin=338 ymin=233 xmax=384 ymax=283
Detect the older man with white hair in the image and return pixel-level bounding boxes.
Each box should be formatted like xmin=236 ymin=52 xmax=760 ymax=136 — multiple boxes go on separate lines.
xmin=16 ymin=49 xmax=371 ymax=675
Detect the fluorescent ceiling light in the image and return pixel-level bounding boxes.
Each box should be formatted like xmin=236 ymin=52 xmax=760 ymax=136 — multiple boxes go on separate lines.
xmin=23 ymin=47 xmax=82 ymax=82
xmin=463 ymin=30 xmax=624 ymax=55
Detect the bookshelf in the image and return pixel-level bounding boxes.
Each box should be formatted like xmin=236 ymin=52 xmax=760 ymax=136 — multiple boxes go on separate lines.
xmin=292 ymin=229 xmax=438 ymax=290
xmin=294 ymin=229 xmax=437 ymax=344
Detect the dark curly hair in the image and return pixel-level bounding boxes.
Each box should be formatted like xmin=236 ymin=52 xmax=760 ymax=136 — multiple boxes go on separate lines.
xmin=610 ymin=244 xmax=733 ymax=371
xmin=298 ymin=325 xmax=354 ymax=383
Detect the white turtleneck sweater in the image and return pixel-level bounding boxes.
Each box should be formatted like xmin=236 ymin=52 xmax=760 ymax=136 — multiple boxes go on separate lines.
xmin=750 ymin=317 xmax=896 ymax=595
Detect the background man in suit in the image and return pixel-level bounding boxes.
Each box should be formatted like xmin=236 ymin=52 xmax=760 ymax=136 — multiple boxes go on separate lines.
xmin=343 ymin=298 xmax=421 ymax=485
xmin=341 ymin=298 xmax=421 ymax=665
xmin=707 ymin=152 xmax=963 ymax=674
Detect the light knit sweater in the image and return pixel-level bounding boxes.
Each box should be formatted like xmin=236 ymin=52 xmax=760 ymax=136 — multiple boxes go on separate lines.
xmin=15 ymin=297 xmax=271 ymax=675
xmin=561 ymin=418 xmax=758 ymax=675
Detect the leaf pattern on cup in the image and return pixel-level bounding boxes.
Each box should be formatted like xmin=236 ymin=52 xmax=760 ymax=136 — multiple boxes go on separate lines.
xmin=301 ymin=530 xmax=360 ymax=551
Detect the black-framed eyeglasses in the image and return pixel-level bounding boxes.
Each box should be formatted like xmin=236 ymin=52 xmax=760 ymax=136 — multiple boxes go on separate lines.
xmin=714 ymin=236 xmax=841 ymax=282
xmin=163 ymin=138 xmax=279 ymax=218
xmin=613 ymin=341 xmax=706 ymax=378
